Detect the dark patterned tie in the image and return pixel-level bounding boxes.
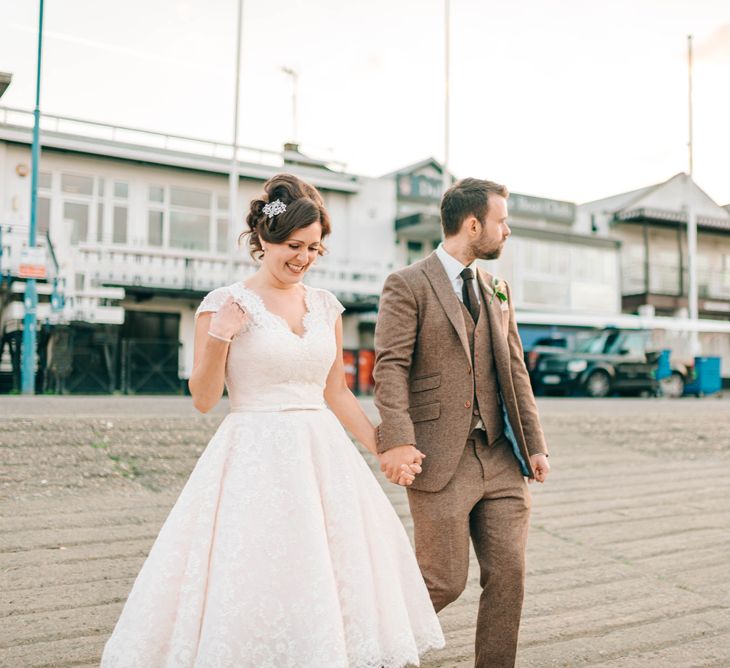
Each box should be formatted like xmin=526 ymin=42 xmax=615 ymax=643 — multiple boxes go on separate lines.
xmin=460 ymin=267 xmax=480 ymax=323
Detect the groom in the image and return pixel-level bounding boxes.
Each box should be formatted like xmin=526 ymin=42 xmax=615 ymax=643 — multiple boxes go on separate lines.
xmin=374 ymin=178 xmax=550 ymax=667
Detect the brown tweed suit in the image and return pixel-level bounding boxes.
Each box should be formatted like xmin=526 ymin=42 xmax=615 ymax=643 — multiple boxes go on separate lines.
xmin=374 ymin=251 xmax=548 ymax=668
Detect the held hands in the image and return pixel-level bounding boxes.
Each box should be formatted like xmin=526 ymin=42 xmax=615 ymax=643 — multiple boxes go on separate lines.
xmin=378 ymin=445 xmax=425 ymax=487
xmin=529 ymin=453 xmax=550 ymax=484
xmin=208 ymin=296 xmax=249 ymax=341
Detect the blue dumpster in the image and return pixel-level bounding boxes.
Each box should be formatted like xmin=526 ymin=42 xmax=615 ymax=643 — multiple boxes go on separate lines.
xmin=683 ymin=356 xmax=722 ymax=397
xmin=655 ymin=349 xmax=672 ymax=380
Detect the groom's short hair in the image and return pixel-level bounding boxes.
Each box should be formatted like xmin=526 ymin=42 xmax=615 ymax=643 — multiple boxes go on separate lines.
xmin=441 ymin=178 xmax=508 ymax=237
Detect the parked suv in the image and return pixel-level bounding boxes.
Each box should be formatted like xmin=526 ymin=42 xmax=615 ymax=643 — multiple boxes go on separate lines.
xmin=532 ymin=328 xmax=661 ymax=397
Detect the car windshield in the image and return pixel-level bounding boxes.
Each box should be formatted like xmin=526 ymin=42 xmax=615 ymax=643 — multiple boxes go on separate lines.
xmin=575 ymin=330 xmax=646 ymax=355
xmin=575 ymin=333 xmax=611 ymax=354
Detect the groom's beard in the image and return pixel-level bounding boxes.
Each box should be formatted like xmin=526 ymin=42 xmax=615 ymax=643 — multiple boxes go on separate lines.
xmin=471 ymin=237 xmax=504 ymax=261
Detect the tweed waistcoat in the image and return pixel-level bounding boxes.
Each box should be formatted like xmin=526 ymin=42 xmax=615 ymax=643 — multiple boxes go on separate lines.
xmin=460 ymin=290 xmax=505 ymax=444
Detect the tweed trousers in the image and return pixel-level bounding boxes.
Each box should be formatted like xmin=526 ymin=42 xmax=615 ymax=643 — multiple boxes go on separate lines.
xmin=407 ymin=429 xmax=531 ymax=668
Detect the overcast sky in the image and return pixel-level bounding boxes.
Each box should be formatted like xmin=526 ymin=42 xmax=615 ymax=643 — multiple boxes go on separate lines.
xmin=2 ymin=0 xmax=729 ymax=205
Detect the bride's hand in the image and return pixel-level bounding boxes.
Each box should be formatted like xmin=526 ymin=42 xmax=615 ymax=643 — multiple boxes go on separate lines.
xmin=209 ymin=295 xmax=249 ymax=340
xmin=396 ymin=461 xmax=422 ymax=487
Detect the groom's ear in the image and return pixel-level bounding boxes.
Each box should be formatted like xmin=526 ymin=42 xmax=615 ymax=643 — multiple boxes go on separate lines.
xmin=466 ymin=215 xmax=481 ymax=236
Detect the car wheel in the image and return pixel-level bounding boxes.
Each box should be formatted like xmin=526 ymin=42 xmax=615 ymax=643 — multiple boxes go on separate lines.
xmin=584 ymin=370 xmax=611 ymax=398
xmin=659 ymin=372 xmax=684 ymax=399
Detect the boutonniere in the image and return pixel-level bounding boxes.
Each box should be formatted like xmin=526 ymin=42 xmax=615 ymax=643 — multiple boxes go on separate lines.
xmin=489 ymin=277 xmax=508 ymax=306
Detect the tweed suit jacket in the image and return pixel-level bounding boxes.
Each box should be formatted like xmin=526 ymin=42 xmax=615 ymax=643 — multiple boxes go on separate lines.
xmin=373 ymin=251 xmax=548 ymax=492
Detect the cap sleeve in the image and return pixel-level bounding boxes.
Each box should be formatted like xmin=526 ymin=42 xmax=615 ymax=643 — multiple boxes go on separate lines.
xmin=195 ymin=286 xmax=230 ymax=320
xmin=322 ymin=289 xmax=344 ymax=326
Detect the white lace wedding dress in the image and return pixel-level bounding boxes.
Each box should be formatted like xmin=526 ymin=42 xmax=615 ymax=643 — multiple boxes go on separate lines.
xmin=100 ymin=282 xmax=444 ymax=668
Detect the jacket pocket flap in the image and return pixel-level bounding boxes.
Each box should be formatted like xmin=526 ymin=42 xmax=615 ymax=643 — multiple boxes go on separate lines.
xmin=410 ymin=373 xmax=441 ymax=393
xmin=408 ymin=402 xmax=441 ymax=423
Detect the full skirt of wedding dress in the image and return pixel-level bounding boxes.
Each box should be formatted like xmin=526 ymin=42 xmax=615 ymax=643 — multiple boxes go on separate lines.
xmin=100 ymin=408 xmax=444 ymax=668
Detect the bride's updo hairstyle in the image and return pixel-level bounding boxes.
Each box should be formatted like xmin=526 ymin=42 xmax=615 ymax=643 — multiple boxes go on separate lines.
xmin=243 ymin=173 xmax=331 ymax=260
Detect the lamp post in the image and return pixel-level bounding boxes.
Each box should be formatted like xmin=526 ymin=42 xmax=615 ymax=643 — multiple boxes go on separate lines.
xmin=686 ymin=34 xmax=699 ymax=355
xmin=227 ymin=0 xmax=243 ymax=283
xmin=281 ymin=66 xmax=299 ymax=145
xmin=21 ymin=0 xmax=44 ymax=394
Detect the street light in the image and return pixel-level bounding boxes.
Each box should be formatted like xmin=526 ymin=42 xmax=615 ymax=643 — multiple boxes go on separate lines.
xmin=21 ymin=1 xmax=44 ymax=394
xmin=686 ymin=34 xmax=699 ymax=356
xmin=0 ymin=72 xmax=12 ymax=99
xmin=281 ymin=66 xmax=298 ymax=145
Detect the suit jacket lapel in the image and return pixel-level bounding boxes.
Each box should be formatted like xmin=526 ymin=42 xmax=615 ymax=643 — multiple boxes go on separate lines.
xmin=421 ymin=252 xmax=471 ymax=363
xmin=477 ymin=268 xmax=512 ymax=386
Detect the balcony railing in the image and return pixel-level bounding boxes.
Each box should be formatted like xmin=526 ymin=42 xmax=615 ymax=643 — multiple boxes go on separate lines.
xmin=622 ymin=263 xmax=730 ymax=300
xmin=74 ymin=245 xmax=389 ymax=298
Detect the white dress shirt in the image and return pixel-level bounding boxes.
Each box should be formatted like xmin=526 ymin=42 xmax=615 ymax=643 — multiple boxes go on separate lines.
xmin=434 ymin=243 xmax=481 ymax=305
xmin=434 ymin=243 xmax=484 ymax=430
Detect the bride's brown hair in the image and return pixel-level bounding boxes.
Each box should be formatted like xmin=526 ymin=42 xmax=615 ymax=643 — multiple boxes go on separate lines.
xmin=242 ymin=173 xmax=331 ymax=259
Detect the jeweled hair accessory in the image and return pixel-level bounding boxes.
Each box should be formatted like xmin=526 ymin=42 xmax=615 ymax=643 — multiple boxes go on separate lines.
xmin=262 ymin=199 xmax=286 ymax=219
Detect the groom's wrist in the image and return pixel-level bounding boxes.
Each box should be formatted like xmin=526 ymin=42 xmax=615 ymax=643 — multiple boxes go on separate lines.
xmin=375 ymin=423 xmax=416 ymax=454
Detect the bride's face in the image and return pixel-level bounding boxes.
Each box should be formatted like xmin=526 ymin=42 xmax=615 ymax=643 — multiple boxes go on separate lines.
xmin=262 ymin=221 xmax=323 ymax=284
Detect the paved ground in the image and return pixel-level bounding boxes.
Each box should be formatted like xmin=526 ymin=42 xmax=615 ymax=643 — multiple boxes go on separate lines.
xmin=1 ymin=395 xmax=729 ymax=667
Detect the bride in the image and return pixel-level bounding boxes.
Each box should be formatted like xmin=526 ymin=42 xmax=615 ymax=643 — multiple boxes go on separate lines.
xmin=100 ymin=173 xmax=444 ymax=667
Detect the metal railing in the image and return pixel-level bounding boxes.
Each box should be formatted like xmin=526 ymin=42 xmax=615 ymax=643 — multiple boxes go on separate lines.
xmin=74 ymin=244 xmax=390 ymax=297
xmin=0 ymin=105 xmax=347 ymax=171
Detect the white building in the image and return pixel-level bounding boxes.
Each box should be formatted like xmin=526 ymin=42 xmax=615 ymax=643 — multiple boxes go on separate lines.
xmin=1 ymin=107 xmax=624 ymax=393
xmin=0 ymin=107 xmax=395 ymax=393
xmin=577 ymin=173 xmax=730 ymax=375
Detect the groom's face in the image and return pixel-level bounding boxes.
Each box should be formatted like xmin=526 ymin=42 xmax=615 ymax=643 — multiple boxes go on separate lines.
xmin=472 ymin=195 xmax=510 ymax=260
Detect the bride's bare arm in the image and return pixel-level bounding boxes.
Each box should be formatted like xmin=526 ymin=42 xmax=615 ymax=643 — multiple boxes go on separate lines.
xmin=324 ymin=317 xmax=379 ymax=454
xmin=189 ymin=296 xmax=248 ymax=413
xmin=324 ymin=318 xmax=420 ymax=486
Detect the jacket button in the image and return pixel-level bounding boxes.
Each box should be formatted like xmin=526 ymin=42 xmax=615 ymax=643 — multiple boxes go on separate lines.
xmin=473 ymin=409 xmax=479 ymax=416
xmin=465 ymin=400 xmax=471 ymax=408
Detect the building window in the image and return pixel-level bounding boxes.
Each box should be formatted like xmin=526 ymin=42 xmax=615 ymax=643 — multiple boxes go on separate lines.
xmin=111 ymin=181 xmax=128 ymax=245
xmin=148 ymin=211 xmax=163 ymax=247
xmin=62 ymin=173 xmax=93 ymax=195
xmin=113 ymin=206 xmax=128 ymax=244
xmin=97 ymin=202 xmax=105 ymax=242
xmin=170 ymin=211 xmax=209 ymax=251
xmin=169 ymin=186 xmax=211 ymax=252
xmin=216 ymin=217 xmax=229 ymax=254
xmin=38 ymin=196 xmax=50 ymax=235
xmin=149 ymin=185 xmax=164 ymax=203
xmin=95 ymin=178 xmax=105 ymax=243
xmin=171 ymin=186 xmax=210 ymax=209
xmin=64 ymin=202 xmax=89 ymax=244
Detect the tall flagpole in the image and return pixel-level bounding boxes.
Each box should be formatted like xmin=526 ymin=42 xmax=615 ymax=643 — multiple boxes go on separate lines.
xmin=227 ymin=0 xmax=243 ymax=283
xmin=443 ymin=0 xmax=450 ymax=196
xmin=686 ymin=34 xmax=699 ymax=354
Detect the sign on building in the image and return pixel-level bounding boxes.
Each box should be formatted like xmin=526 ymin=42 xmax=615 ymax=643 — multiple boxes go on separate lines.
xmin=18 ymin=247 xmax=47 ymax=279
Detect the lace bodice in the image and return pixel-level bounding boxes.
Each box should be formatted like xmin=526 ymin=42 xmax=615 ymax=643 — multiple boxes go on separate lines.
xmin=195 ymin=282 xmax=344 ymax=412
